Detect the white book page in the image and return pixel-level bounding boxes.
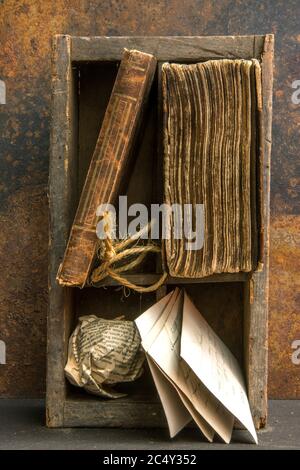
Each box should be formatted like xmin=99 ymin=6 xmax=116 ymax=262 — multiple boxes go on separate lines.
xmin=181 ymin=291 xmax=258 ymax=444
xmin=146 ymin=356 xmax=191 ymax=438
xmin=135 ymin=289 xmax=176 ymax=343
xmin=139 ymin=289 xmax=180 ymax=351
xmin=148 ymin=356 xmax=216 ymax=441
xmin=174 ymin=385 xmax=215 ymax=442
xmin=137 ymin=289 xmax=192 ymax=437
xmin=144 ymin=290 xmax=234 ymax=443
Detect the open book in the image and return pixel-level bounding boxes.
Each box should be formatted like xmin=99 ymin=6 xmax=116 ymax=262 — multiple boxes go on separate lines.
xmin=135 ymin=288 xmax=257 ymax=444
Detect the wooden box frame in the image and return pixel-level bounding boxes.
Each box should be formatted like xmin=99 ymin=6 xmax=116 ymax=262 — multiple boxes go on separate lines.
xmin=47 ymin=35 xmax=273 ymax=429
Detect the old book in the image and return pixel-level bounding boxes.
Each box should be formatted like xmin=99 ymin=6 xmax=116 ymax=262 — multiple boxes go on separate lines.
xmin=135 ymin=288 xmax=258 ymax=444
xmin=162 ymin=59 xmax=261 ymax=278
xmin=57 ymin=49 xmax=157 ymax=287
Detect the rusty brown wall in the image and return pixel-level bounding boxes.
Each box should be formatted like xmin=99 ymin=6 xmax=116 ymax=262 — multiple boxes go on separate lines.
xmin=0 ymin=0 xmax=299 ymax=398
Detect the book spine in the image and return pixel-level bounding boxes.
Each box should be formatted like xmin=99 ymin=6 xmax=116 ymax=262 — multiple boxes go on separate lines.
xmin=57 ymin=49 xmax=157 ymax=287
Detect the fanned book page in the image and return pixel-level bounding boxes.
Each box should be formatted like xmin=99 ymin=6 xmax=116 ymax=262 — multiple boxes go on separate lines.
xmin=162 ymin=59 xmax=262 ymax=278
xmin=135 ymin=289 xmax=258 ymax=444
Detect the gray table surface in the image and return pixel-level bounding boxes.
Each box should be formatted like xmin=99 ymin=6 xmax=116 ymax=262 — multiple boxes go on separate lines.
xmin=0 ymin=399 xmax=299 ymax=450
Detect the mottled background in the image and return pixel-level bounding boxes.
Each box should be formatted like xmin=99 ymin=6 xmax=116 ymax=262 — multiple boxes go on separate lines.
xmin=0 ymin=0 xmax=299 ymax=398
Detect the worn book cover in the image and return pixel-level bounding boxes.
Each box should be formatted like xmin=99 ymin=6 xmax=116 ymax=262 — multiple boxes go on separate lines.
xmin=57 ymin=48 xmax=157 ymax=287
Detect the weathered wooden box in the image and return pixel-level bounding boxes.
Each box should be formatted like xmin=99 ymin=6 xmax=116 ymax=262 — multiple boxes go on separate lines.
xmin=47 ymin=35 xmax=273 ymax=429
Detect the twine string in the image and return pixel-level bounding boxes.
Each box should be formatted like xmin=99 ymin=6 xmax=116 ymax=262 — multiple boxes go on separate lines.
xmin=90 ymin=212 xmax=167 ymax=293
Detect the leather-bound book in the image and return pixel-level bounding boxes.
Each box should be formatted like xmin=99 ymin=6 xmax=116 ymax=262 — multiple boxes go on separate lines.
xmin=57 ymin=49 xmax=157 ymax=287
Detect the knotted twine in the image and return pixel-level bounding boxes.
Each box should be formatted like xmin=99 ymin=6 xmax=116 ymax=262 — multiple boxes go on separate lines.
xmin=90 ymin=212 xmax=167 ymax=293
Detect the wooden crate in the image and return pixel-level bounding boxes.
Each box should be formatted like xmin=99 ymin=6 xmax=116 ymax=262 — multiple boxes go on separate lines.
xmin=47 ymin=35 xmax=273 ymax=429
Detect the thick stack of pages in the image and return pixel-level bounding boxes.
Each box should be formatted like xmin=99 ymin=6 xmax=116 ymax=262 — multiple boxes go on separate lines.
xmin=135 ymin=288 xmax=257 ymax=444
xmin=162 ymin=59 xmax=261 ymax=278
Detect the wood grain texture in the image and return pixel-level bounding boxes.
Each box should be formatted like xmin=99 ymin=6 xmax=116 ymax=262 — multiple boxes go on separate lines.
xmin=47 ymin=35 xmax=77 ymax=427
xmin=244 ymin=34 xmax=274 ymax=429
xmin=93 ymin=272 xmax=248 ymax=287
xmin=47 ymin=34 xmax=272 ymax=429
xmin=71 ymin=36 xmax=265 ymax=62
xmin=64 ymin=398 xmax=166 ymax=428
